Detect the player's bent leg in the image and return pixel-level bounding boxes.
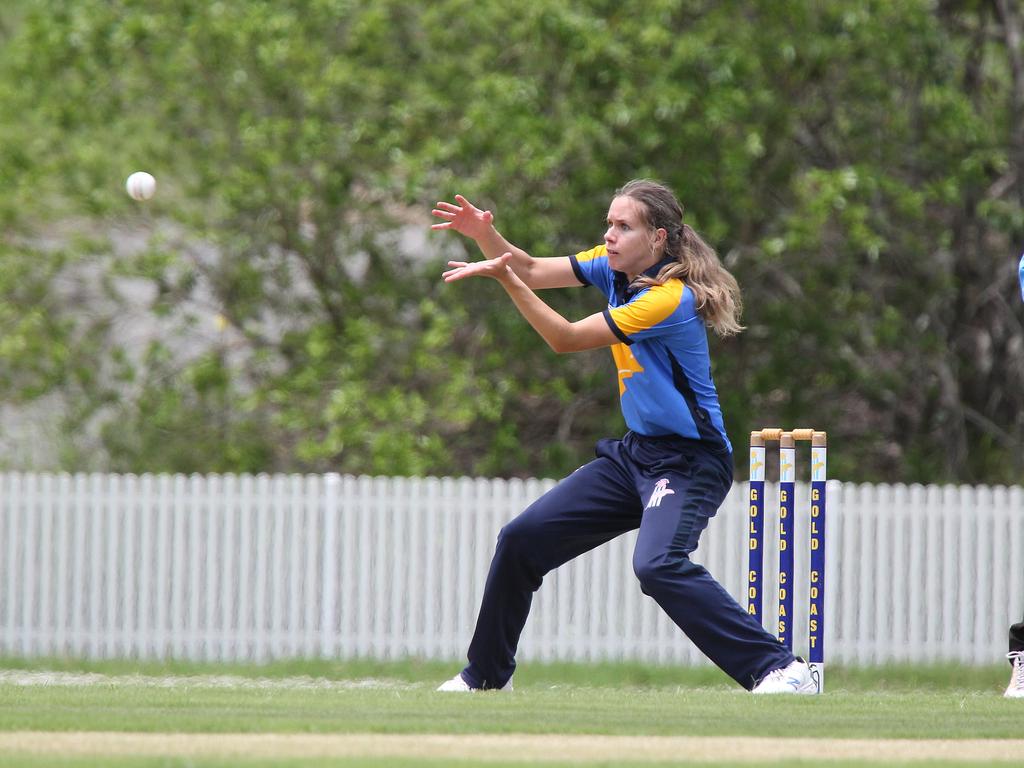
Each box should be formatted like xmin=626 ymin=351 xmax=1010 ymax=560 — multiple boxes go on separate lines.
xmin=448 ymin=455 xmax=641 ymax=691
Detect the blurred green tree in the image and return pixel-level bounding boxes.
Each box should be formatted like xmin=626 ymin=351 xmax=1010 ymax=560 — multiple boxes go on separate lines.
xmin=0 ymin=0 xmax=1021 ymax=482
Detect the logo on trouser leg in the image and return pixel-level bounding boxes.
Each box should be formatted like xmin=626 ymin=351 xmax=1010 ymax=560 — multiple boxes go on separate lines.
xmin=644 ymin=478 xmax=675 ymax=510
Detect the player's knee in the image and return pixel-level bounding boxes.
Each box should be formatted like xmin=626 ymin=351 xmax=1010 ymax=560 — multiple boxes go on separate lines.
xmin=495 ymin=518 xmax=535 ymax=558
xmin=632 ymin=556 xmax=666 ymax=594
xmin=632 ymin=553 xmax=696 ymax=594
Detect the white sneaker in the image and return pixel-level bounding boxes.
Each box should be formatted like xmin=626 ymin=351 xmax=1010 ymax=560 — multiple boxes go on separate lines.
xmin=1005 ymin=651 xmax=1024 ymax=698
xmin=436 ymin=673 xmax=513 ymax=692
xmin=751 ymin=659 xmax=817 ymax=694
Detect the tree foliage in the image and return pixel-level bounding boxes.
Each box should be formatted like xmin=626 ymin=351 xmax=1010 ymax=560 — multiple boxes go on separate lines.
xmin=0 ymin=0 xmax=1022 ymax=482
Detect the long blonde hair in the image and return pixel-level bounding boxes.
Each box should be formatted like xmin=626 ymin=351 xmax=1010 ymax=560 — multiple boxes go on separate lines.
xmin=617 ymin=179 xmax=743 ymax=337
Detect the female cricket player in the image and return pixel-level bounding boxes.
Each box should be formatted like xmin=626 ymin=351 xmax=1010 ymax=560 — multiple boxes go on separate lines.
xmin=431 ymin=179 xmax=813 ymax=694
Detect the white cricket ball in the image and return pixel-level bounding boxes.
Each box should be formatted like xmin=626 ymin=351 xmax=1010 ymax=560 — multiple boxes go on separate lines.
xmin=125 ymin=171 xmax=156 ymax=201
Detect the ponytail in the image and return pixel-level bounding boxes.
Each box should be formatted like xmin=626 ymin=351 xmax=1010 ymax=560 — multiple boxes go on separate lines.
xmin=662 ymin=224 xmax=743 ymax=337
xmin=617 ymin=179 xmax=744 ymax=337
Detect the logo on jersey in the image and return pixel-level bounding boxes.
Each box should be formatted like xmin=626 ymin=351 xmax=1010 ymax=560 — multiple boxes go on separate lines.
xmin=611 ymin=344 xmax=644 ymax=396
xmin=645 ymin=478 xmax=675 ymax=510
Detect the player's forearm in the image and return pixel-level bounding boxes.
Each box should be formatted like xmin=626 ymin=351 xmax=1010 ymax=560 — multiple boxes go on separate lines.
xmin=497 ymin=270 xmax=574 ymax=353
xmin=474 ymin=229 xmax=538 ymax=285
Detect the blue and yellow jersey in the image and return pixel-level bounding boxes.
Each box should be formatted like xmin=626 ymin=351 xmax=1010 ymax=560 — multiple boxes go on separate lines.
xmin=570 ymin=244 xmax=732 ymax=453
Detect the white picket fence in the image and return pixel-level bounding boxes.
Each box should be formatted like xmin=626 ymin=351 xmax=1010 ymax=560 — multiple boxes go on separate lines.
xmin=0 ymin=473 xmax=1021 ymax=666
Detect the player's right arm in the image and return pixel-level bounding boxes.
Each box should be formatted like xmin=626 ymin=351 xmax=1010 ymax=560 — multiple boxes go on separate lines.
xmin=431 ymin=194 xmax=582 ymax=290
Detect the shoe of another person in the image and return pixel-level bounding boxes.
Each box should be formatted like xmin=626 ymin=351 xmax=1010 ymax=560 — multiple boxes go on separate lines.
xmin=1005 ymin=651 xmax=1024 ymax=699
xmin=751 ymin=658 xmax=817 ymax=694
xmin=436 ymin=673 xmax=513 ymax=692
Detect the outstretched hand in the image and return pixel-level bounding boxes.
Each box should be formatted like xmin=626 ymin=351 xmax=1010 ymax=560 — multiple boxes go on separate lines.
xmin=431 ymin=194 xmax=495 ymax=241
xmin=442 ymin=253 xmax=513 ymax=283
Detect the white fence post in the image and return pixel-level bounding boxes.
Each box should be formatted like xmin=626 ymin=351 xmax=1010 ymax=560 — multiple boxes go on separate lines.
xmin=321 ymin=473 xmax=339 ymax=659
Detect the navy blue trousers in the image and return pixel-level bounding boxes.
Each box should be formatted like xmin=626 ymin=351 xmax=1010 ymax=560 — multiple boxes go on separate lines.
xmin=461 ymin=432 xmax=794 ymax=690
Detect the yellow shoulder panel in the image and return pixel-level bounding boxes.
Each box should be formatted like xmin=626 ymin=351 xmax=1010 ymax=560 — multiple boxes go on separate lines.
xmin=574 ymin=244 xmax=607 ymax=262
xmin=608 ymin=280 xmax=684 ymax=336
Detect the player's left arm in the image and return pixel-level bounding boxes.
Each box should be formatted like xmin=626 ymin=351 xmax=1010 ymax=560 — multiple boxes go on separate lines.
xmin=443 ymin=254 xmax=618 ymax=352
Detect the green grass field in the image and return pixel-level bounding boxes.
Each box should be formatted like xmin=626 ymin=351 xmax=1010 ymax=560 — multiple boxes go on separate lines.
xmin=0 ymin=657 xmax=1020 ymax=767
